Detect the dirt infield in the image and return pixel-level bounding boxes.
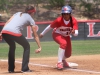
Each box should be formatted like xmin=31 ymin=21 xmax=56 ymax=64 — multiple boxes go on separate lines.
xmin=0 ymin=54 xmax=100 ymax=75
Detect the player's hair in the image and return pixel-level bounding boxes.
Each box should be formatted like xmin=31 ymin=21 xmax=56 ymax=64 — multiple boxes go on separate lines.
xmin=61 ymin=14 xmax=73 ymax=28
xmin=70 ymin=16 xmax=73 ymax=28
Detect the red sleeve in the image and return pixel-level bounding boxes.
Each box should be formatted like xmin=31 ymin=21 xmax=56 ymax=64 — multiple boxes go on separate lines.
xmin=50 ymin=19 xmax=58 ymax=28
xmin=72 ymin=17 xmax=78 ymax=30
xmin=50 ymin=16 xmax=62 ymax=28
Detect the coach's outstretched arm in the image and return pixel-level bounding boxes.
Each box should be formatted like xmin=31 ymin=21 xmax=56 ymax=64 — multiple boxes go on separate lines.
xmin=31 ymin=25 xmax=42 ymax=53
xmin=40 ymin=25 xmax=52 ymax=38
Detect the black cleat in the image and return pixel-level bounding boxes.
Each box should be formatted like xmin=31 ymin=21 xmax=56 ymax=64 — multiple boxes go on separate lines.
xmin=9 ymin=71 xmax=14 ymax=73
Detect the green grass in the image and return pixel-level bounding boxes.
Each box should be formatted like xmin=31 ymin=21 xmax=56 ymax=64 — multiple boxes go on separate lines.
xmin=0 ymin=40 xmax=100 ymax=59
xmin=72 ymin=40 xmax=100 ymax=55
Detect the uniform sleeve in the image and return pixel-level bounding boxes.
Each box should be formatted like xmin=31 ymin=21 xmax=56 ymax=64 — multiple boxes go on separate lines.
xmin=50 ymin=19 xmax=59 ymax=28
xmin=73 ymin=18 xmax=78 ymax=30
xmin=29 ymin=16 xmax=35 ymax=26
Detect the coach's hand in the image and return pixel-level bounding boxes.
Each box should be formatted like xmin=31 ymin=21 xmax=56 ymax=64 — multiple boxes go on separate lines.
xmin=35 ymin=47 xmax=41 ymax=53
xmin=39 ymin=33 xmax=43 ymax=38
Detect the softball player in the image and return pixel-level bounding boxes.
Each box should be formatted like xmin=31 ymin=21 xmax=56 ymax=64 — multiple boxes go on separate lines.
xmin=0 ymin=6 xmax=41 ymax=73
xmin=40 ymin=5 xmax=78 ymax=70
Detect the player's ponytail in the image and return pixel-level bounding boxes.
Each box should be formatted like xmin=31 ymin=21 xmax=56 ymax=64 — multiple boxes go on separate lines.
xmin=70 ymin=16 xmax=73 ymax=28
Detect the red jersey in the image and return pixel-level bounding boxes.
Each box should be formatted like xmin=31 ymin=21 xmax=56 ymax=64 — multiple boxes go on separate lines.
xmin=50 ymin=16 xmax=78 ymax=37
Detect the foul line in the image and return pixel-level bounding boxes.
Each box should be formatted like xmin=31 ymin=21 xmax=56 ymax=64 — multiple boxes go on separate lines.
xmin=1 ymin=59 xmax=100 ymax=74
xmin=67 ymin=68 xmax=100 ymax=74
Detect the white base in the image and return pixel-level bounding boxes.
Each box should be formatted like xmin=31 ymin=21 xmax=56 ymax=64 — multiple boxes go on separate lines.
xmin=67 ymin=62 xmax=78 ymax=68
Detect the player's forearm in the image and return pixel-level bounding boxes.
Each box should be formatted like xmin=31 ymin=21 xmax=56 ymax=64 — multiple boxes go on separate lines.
xmin=41 ymin=25 xmax=52 ymax=35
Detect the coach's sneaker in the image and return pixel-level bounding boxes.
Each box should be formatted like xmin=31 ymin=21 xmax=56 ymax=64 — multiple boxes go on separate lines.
xmin=62 ymin=60 xmax=70 ymax=68
xmin=56 ymin=62 xmax=63 ymax=70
